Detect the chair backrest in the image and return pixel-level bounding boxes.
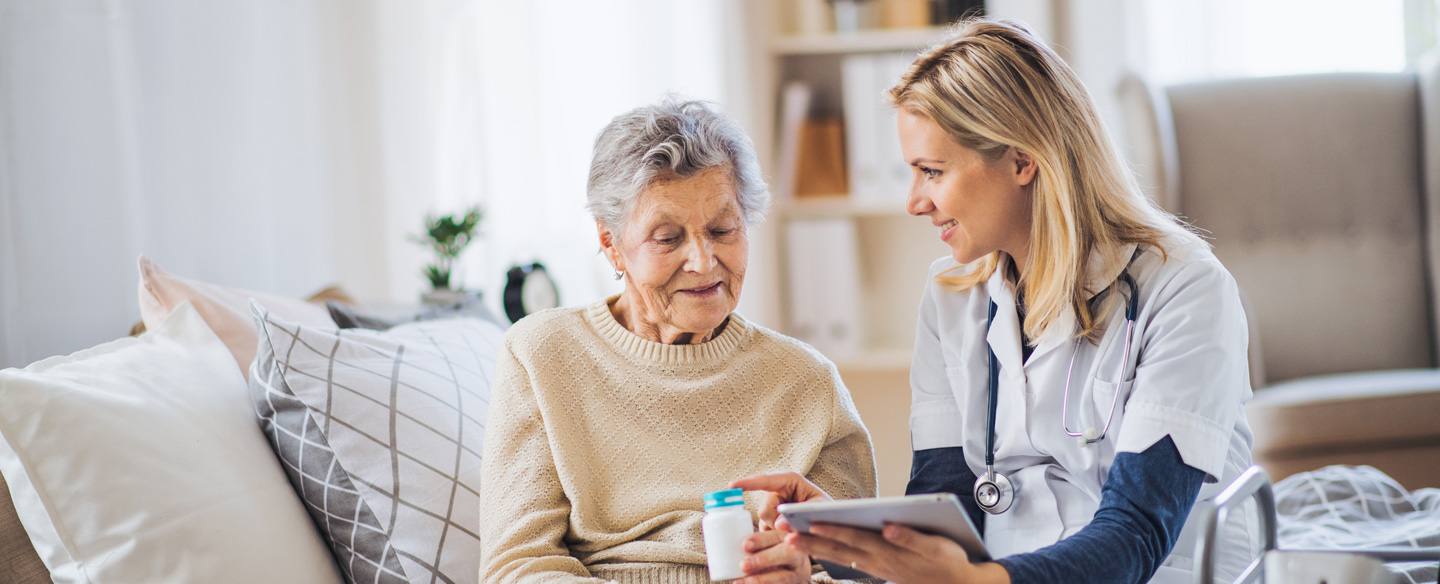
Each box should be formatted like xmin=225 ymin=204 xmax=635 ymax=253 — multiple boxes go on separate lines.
xmin=1121 ymin=67 xmax=1440 ymax=385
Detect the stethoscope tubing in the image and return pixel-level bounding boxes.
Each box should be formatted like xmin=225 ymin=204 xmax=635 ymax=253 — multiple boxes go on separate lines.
xmin=974 ymin=270 xmax=1139 ymax=515
xmin=985 ymin=300 xmax=1000 ymax=467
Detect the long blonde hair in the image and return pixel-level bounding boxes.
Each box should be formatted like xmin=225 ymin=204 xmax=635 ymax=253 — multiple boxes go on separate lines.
xmin=888 ymin=18 xmax=1200 ymax=342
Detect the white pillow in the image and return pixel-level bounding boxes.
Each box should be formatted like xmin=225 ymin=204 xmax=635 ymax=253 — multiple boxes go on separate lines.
xmin=0 ymin=302 xmax=344 ymax=584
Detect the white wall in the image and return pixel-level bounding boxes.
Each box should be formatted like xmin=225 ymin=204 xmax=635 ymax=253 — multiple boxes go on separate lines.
xmin=0 ymin=1 xmax=480 ymax=368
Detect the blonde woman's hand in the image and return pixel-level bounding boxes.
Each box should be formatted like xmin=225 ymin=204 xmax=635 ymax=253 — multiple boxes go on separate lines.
xmin=785 ymin=522 xmax=1011 ymax=584
xmin=728 ymin=471 xmax=833 ymax=530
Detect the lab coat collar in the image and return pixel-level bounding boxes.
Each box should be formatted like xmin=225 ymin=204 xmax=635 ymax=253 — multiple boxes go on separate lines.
xmin=1083 ymin=243 xmax=1140 ymax=303
xmin=990 ymin=243 xmax=1140 ymax=365
xmin=983 ymin=256 xmax=1026 ymax=375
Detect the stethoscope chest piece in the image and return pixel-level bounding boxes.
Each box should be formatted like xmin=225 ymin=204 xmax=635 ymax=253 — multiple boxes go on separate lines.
xmin=974 ymin=468 xmax=1014 ymax=514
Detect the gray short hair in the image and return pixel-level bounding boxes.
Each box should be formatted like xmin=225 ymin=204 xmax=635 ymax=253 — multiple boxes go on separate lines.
xmin=586 ymin=98 xmax=770 ymax=234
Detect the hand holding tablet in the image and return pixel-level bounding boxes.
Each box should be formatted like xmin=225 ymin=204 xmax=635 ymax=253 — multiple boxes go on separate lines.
xmin=777 ymin=493 xmax=989 ymax=580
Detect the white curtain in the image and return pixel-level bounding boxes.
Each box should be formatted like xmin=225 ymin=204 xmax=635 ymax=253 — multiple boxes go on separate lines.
xmin=1044 ymin=0 xmax=1418 ymax=159
xmin=0 ymin=0 xmax=484 ymax=368
xmin=1133 ymin=0 xmax=1409 ymax=85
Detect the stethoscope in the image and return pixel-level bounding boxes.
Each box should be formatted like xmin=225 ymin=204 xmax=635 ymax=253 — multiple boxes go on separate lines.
xmin=973 ymin=271 xmax=1139 ymax=515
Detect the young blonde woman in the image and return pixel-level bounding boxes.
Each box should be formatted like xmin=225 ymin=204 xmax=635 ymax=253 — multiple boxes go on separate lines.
xmin=731 ymin=19 xmax=1255 ymax=584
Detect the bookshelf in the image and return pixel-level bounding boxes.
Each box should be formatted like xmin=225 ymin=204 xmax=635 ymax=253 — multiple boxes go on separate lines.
xmin=774 ymin=197 xmax=912 ymax=219
xmin=771 ymin=27 xmax=946 ymax=55
xmin=735 ymin=1 xmax=961 ymax=497
xmin=763 ymin=23 xmax=952 ymax=372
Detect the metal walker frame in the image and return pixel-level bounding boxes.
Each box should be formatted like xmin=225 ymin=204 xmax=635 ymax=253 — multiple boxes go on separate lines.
xmin=1195 ymin=466 xmax=1440 ymax=584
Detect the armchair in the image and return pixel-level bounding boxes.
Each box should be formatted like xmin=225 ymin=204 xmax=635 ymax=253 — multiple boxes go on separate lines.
xmin=1120 ymin=57 xmax=1440 ymax=489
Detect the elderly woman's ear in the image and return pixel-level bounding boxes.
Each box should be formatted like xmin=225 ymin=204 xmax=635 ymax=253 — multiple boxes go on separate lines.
xmin=598 ymin=220 xmax=625 ymax=275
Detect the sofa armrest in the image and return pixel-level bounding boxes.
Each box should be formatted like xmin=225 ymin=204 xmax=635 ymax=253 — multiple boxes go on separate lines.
xmin=1246 ymin=369 xmax=1440 ymax=488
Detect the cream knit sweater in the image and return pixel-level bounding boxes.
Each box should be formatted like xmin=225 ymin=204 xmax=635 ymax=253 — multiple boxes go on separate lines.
xmin=478 ymin=297 xmax=877 ymax=584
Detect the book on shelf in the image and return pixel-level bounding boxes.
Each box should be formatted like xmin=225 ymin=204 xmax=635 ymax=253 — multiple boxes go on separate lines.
xmin=785 ymin=218 xmax=864 ymax=360
xmin=778 ymin=81 xmax=848 ymax=199
xmin=776 ymin=81 xmax=811 ymax=202
xmin=842 ymin=51 xmax=915 ymax=208
xmin=876 ymin=0 xmax=932 ymax=28
xmin=793 ymin=0 xmax=830 ymax=35
xmin=796 ymin=118 xmax=848 ymax=197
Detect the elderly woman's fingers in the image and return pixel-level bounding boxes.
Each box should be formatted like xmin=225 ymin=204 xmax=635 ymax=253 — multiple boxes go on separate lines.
xmin=730 ymin=471 xmax=831 ymax=531
xmin=734 ymin=567 xmax=809 ymax=584
xmin=740 ymin=532 xmax=805 ymax=575
xmin=742 ymin=529 xmax=786 ymax=553
xmin=756 ymin=490 xmax=784 ymax=529
xmin=737 ymin=530 xmax=811 ymax=584
xmin=774 ymin=513 xmax=796 ymax=533
xmin=729 ymin=472 xmax=826 ymax=500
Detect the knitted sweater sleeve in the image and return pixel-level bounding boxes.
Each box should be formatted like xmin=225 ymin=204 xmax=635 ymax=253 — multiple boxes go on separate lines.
xmin=804 ymin=365 xmax=879 ymax=504
xmin=478 ymin=341 xmax=605 ymax=584
xmin=803 ymin=365 xmax=881 ymax=584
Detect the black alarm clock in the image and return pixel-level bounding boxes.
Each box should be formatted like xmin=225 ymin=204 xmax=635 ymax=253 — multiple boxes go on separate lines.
xmin=503 ymin=262 xmax=559 ymax=323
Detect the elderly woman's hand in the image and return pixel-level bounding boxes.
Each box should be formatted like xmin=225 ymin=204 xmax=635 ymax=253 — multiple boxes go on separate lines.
xmin=736 ymin=529 xmax=810 ymax=584
xmin=728 ymin=472 xmax=832 ymax=584
xmin=729 ymin=471 xmax=833 ymax=530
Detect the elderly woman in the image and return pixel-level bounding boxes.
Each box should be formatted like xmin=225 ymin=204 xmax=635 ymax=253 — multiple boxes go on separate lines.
xmin=478 ymin=98 xmax=877 ymax=583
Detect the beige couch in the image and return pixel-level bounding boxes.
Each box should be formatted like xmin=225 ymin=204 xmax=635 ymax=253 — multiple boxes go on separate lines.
xmin=1121 ymin=56 xmax=1440 ymax=489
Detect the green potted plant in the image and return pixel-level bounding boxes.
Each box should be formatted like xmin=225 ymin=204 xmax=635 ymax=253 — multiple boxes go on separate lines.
xmin=413 ymin=205 xmax=483 ymax=305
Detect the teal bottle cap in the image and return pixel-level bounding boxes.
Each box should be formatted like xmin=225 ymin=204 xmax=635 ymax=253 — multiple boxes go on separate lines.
xmin=703 ymin=488 xmax=745 ymax=510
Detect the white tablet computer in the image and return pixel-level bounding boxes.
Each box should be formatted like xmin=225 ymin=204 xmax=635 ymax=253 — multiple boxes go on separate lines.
xmin=777 ymin=493 xmax=988 ymax=580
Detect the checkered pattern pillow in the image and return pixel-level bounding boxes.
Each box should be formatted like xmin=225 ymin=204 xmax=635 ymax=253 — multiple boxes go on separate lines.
xmin=249 ymin=301 xmax=501 ymax=584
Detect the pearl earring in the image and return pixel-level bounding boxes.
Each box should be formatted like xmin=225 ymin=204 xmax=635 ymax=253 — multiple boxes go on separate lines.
xmin=613 ymin=270 xmax=625 ymax=281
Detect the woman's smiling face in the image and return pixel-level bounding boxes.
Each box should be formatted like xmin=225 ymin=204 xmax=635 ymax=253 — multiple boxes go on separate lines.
xmin=602 ymin=167 xmax=748 ymax=344
xmin=897 ymin=109 xmax=1036 ymax=268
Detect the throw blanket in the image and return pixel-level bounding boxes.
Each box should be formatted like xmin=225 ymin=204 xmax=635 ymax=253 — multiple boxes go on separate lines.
xmin=1275 ymin=466 xmax=1440 ymax=584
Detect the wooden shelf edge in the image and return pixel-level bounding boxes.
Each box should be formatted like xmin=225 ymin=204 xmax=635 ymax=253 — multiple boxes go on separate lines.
xmin=771 ymin=27 xmax=947 ymax=56
xmin=776 ymin=197 xmax=912 ymax=218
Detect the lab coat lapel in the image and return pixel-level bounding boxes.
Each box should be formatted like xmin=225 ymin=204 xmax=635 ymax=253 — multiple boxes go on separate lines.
xmin=983 ymin=261 xmax=1025 ymax=379
xmin=1024 ymin=312 xmax=1074 ymax=365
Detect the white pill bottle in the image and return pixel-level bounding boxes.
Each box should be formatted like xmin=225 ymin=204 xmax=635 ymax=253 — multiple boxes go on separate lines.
xmin=701 ymin=488 xmax=754 ymax=581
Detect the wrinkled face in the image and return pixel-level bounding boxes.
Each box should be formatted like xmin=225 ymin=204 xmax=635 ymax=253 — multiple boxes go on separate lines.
xmin=897 ymin=109 xmax=1036 ymax=266
xmin=603 ymin=167 xmax=747 ymax=339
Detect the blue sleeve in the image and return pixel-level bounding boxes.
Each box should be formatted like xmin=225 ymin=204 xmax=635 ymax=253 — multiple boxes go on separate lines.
xmin=905 ymin=447 xmax=986 ymax=534
xmin=994 ymin=436 xmax=1205 ymax=584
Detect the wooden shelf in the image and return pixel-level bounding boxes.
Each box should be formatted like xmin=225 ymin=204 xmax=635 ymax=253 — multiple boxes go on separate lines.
xmin=771 ymin=27 xmax=946 ymax=56
xmin=776 ymin=197 xmax=913 ymax=219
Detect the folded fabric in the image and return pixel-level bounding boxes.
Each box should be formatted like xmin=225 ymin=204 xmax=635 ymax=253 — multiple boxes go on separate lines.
xmin=0 ymin=302 xmax=344 ymax=584
xmin=250 ymin=301 xmax=502 ymax=584
xmin=326 ymin=297 xmax=508 ymax=331
xmin=136 ymin=254 xmax=338 ymax=379
xmin=1275 ymin=465 xmax=1440 ymax=584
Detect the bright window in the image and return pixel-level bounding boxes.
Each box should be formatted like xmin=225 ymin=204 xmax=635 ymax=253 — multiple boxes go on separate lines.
xmin=1140 ymin=0 xmax=1413 ymax=84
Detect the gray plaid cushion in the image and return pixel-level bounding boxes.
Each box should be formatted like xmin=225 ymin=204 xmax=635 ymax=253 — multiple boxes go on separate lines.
xmin=249 ymin=300 xmax=500 ymax=584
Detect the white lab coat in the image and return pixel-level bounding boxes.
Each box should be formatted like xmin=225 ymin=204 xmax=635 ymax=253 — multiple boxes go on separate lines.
xmin=910 ymin=237 xmax=1256 ymax=584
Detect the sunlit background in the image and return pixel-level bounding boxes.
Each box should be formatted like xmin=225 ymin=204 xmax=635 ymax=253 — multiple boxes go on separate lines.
xmin=2 ymin=0 xmax=1437 ymax=368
